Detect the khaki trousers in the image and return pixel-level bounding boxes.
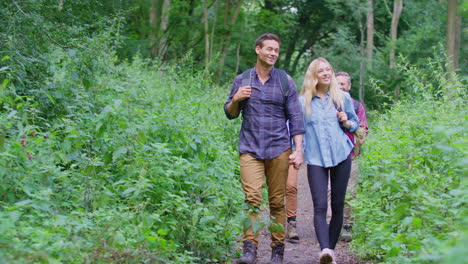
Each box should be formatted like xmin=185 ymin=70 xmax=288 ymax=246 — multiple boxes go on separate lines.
xmin=240 ymin=150 xmax=291 ymax=247
xmin=286 ymin=165 xmax=299 ymax=219
xmin=344 ymin=159 xmax=359 ymax=226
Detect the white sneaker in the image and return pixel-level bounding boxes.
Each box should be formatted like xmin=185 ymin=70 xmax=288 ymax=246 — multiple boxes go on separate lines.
xmin=319 ymin=248 xmax=335 ymax=264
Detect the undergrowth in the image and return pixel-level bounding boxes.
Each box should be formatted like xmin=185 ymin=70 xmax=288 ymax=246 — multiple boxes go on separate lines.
xmin=352 ymin=59 xmax=467 ymax=264
xmin=0 ymin=40 xmax=244 ymax=263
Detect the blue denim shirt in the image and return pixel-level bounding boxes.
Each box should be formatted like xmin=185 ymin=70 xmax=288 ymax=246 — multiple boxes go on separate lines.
xmin=300 ymin=91 xmax=359 ymax=168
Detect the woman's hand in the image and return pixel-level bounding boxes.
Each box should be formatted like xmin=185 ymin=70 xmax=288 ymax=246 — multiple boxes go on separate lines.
xmin=337 ymin=111 xmax=351 ymax=129
xmin=289 ymin=150 xmax=304 ymax=169
xmin=337 ymin=111 xmax=348 ymax=122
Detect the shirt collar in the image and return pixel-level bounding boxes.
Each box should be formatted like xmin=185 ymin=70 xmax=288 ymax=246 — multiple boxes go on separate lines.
xmin=313 ymin=91 xmax=330 ymax=99
xmin=253 ymin=67 xmax=277 ymax=79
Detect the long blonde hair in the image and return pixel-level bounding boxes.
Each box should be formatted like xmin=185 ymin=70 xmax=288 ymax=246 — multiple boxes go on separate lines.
xmin=300 ymin=57 xmax=343 ymax=118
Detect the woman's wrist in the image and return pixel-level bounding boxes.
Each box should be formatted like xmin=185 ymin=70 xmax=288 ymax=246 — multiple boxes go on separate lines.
xmin=342 ymin=120 xmax=351 ymax=129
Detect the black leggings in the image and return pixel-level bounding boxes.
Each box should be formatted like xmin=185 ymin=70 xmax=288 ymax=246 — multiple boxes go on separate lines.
xmin=307 ymin=155 xmax=351 ymax=250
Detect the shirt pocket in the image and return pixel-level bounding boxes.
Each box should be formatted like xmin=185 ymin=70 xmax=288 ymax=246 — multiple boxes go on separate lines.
xmin=305 ymin=118 xmax=318 ymax=127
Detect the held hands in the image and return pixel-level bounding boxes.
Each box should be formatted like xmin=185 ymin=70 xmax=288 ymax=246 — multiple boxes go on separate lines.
xmin=289 ymin=150 xmax=304 ymax=170
xmin=234 ymin=86 xmax=251 ymax=102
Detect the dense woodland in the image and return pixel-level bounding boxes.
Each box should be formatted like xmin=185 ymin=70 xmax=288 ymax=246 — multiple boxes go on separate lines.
xmin=0 ymin=0 xmax=466 ymax=263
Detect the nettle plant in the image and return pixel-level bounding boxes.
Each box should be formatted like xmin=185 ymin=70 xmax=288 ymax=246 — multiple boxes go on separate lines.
xmin=1 ymin=47 xmax=244 ymax=263
xmin=351 ymin=60 xmax=466 ymax=263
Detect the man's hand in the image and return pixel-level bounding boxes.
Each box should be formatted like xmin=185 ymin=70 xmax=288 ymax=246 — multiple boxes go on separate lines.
xmin=225 ymin=86 xmax=251 ymax=119
xmin=234 ymin=86 xmax=252 ymax=102
xmin=289 ymin=150 xmax=304 ymax=169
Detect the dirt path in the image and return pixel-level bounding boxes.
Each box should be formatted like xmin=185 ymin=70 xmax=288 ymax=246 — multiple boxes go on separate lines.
xmin=254 ymin=165 xmax=364 ymax=264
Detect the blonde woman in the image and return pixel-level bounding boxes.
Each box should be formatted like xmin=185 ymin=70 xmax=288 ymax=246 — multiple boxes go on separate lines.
xmin=300 ymin=58 xmax=359 ymax=264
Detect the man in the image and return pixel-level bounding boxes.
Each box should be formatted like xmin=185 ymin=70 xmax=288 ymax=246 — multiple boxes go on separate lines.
xmin=285 ymin=159 xmax=300 ymax=243
xmin=224 ymin=33 xmax=304 ymax=264
xmin=335 ymin=71 xmax=369 ymax=242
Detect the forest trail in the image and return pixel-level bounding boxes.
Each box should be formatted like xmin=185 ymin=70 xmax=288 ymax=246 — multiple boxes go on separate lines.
xmin=253 ymin=165 xmax=366 ymax=264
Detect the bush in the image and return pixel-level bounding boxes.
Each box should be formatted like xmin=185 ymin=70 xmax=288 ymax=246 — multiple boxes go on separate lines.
xmin=0 ymin=39 xmax=244 ymax=262
xmin=352 ymin=61 xmax=467 ymax=263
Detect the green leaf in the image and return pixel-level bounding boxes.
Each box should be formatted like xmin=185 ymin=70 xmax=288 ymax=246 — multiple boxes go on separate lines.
xmin=412 ymin=217 xmax=422 ymax=229
xmin=146 ymin=235 xmax=157 ymax=242
xmin=121 ymin=187 xmax=136 ymax=196
xmin=157 ymin=228 xmax=168 ymax=236
xmin=15 ymin=199 xmax=33 ymax=206
xmin=46 ymin=93 xmax=56 ymax=105
xmin=112 ymin=146 xmax=128 ymax=162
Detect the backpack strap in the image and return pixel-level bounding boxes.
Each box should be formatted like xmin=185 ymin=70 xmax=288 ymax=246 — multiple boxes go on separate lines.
xmin=333 ymin=101 xmax=343 ymax=112
xmin=277 ymin=69 xmax=290 ymax=97
xmin=241 ymin=69 xmax=252 ymax=87
xmin=241 ymin=68 xmax=290 ymax=99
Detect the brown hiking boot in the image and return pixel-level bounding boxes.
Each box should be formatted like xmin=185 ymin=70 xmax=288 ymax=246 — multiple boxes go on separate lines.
xmin=269 ymin=242 xmax=284 ymax=264
xmin=238 ymin=240 xmax=257 ymax=264
xmin=339 ymin=225 xmax=352 ymax=242
xmin=286 ymin=220 xmax=300 ymax=242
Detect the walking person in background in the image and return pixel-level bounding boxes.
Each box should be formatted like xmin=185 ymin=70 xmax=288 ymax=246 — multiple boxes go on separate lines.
xmin=299 ymin=58 xmax=359 ymax=264
xmin=224 ymin=33 xmax=305 ymax=264
xmin=335 ymin=71 xmax=369 ymax=242
xmin=286 ymin=122 xmax=300 ymax=243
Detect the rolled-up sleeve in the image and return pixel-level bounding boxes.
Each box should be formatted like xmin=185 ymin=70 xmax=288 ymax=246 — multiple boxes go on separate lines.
xmin=343 ymin=93 xmax=359 ymax=132
xmin=285 ymin=75 xmax=305 ymax=136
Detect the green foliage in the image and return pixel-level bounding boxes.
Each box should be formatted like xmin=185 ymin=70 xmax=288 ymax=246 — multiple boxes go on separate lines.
xmin=0 ymin=33 xmax=244 ymax=263
xmin=0 ymin=0 xmax=121 ymax=95
xmin=351 ymin=62 xmax=467 ymax=263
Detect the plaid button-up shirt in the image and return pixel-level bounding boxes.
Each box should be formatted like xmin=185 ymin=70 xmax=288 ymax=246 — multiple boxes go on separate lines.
xmin=224 ymin=67 xmax=305 ymax=160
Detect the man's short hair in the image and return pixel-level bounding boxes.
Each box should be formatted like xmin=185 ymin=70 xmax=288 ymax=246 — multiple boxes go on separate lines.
xmin=255 ymin=33 xmax=280 ymax=48
xmin=336 ymin=71 xmax=351 ymax=84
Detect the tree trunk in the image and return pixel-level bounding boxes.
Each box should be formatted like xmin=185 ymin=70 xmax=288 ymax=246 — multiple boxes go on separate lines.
xmin=210 ymin=0 xmax=219 ymax=62
xmin=389 ymin=0 xmax=403 ymax=69
xmin=203 ymin=0 xmax=209 ymax=70
xmin=216 ymin=0 xmax=243 ymax=82
xmin=290 ymin=31 xmax=331 ymax=76
xmin=359 ymin=13 xmax=366 ymax=104
xmin=447 ymin=0 xmax=461 ymax=75
xmin=235 ymin=36 xmax=242 ymax=74
xmin=283 ymin=31 xmax=300 ymax=73
xmin=150 ymin=0 xmax=162 ymax=57
xmin=291 ymin=47 xmax=307 ymax=76
xmin=58 ymin=0 xmax=63 ymax=11
xmin=360 ymin=0 xmax=373 ymax=103
xmin=235 ymin=13 xmax=248 ymax=74
xmin=390 ymin=0 xmax=403 ymax=99
xmin=158 ymin=0 xmax=170 ymax=59
xmin=366 ymin=0 xmax=374 ymax=68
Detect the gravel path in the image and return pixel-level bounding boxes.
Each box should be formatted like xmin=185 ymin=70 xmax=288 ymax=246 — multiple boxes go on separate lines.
xmin=253 ymin=165 xmax=367 ymax=264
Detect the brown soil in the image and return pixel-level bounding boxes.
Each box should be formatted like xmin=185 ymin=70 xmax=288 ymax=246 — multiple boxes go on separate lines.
xmin=238 ymin=166 xmax=371 ymax=264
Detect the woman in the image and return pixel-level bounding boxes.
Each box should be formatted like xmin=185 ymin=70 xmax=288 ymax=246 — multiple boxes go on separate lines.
xmin=300 ymin=58 xmax=359 ymax=264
